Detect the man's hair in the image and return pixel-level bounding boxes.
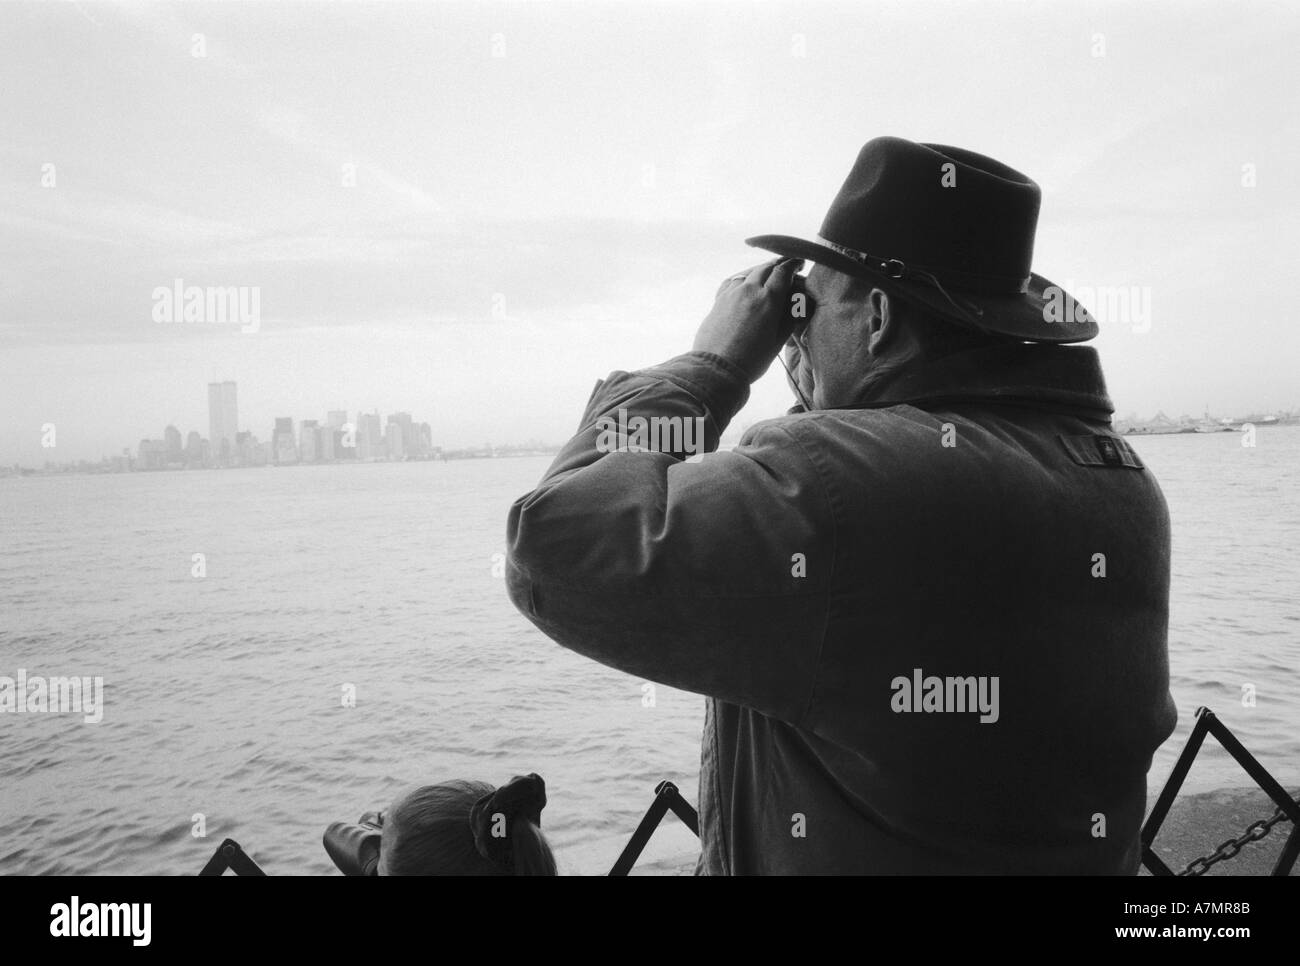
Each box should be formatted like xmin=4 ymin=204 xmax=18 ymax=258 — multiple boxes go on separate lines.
xmin=901 ymin=298 xmax=1017 ymax=358
xmin=842 ymin=274 xmax=1015 ymax=358
xmin=379 ymin=779 xmax=558 ymax=876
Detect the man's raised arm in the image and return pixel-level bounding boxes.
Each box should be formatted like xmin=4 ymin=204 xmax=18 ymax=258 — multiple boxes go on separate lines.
xmin=506 ymin=258 xmax=831 ymax=725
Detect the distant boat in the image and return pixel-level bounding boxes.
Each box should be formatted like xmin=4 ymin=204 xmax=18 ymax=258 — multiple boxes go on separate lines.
xmin=1120 ymin=410 xmax=1235 ymax=435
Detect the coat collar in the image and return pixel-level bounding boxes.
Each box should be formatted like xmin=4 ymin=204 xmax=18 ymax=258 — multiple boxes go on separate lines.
xmin=831 ymin=343 xmax=1115 ymax=421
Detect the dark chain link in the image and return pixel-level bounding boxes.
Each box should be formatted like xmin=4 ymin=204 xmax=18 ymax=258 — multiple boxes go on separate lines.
xmin=1181 ymin=797 xmax=1297 ymax=876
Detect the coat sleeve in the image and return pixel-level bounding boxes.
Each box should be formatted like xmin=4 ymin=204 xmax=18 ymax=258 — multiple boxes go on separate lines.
xmin=506 ymin=351 xmax=835 ymax=728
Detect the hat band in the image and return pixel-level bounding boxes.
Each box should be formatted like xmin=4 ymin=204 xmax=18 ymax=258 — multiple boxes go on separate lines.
xmin=817 ymin=237 xmax=1031 ymax=296
xmin=817 ymin=236 xmax=1005 ymax=333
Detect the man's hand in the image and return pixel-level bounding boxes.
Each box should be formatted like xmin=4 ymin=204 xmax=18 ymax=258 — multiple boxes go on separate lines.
xmin=693 ymin=257 xmax=803 ymax=382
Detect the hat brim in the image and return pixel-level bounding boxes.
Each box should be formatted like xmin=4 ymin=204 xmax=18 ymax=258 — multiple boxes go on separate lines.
xmin=746 ymin=234 xmax=1098 ymax=344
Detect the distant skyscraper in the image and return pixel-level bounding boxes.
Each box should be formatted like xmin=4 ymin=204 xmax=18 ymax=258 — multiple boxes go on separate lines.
xmin=164 ymin=425 xmax=182 ymax=462
xmin=137 ymin=438 xmax=167 ymax=470
xmin=299 ymin=420 xmax=320 ymax=463
xmin=273 ymin=417 xmax=298 ymax=464
xmin=327 ymin=410 xmax=347 ymax=430
xmin=357 ymin=411 xmax=382 ymax=460
xmin=235 ymin=430 xmax=265 ymax=467
xmin=207 ymin=381 xmax=238 ymax=463
xmin=385 ymin=413 xmax=411 ymax=460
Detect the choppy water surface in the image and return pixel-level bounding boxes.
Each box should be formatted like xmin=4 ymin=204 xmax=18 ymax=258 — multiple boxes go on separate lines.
xmin=1 ymin=428 xmax=1297 ymax=874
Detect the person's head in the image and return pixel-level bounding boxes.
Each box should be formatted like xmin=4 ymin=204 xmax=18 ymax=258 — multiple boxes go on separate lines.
xmin=377 ymin=774 xmax=557 ymax=876
xmin=787 ymin=263 xmax=1016 ymax=409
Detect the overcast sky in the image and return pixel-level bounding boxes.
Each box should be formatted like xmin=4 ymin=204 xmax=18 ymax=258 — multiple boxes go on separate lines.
xmin=2 ymin=0 xmax=1296 ymax=463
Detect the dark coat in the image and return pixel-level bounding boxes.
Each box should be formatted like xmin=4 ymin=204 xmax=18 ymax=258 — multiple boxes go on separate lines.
xmin=507 ymin=345 xmax=1177 ymax=874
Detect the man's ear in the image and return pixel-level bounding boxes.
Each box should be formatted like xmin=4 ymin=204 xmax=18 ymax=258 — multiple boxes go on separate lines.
xmin=864 ymin=288 xmax=895 ymax=356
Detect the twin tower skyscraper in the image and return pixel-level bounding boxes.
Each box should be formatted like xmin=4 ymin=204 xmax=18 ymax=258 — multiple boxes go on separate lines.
xmin=207 ymin=381 xmax=239 ymax=462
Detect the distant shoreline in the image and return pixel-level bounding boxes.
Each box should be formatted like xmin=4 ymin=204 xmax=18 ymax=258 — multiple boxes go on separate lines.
xmin=13 ymin=421 xmax=1300 ymax=477
xmin=1119 ymin=417 xmax=1298 ymax=436
xmin=1 ymin=448 xmax=562 ymax=479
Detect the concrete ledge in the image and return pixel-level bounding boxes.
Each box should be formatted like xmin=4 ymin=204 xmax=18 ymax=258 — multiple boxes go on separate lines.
xmin=1142 ymin=786 xmax=1298 ymax=876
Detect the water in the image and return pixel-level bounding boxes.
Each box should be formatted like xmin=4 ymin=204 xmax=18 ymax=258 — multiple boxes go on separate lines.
xmin=1 ymin=429 xmax=1298 ymax=874
xmin=1135 ymin=427 xmax=1300 ymax=801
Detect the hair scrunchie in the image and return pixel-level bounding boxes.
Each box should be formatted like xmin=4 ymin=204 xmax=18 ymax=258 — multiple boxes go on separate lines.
xmin=470 ymin=773 xmax=547 ymax=871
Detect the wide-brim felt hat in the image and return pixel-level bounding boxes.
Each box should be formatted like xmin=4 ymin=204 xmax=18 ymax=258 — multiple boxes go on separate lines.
xmin=746 ymin=136 xmax=1097 ymax=343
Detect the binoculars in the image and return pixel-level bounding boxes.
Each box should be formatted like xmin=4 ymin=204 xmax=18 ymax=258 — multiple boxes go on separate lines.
xmin=323 ymin=819 xmax=382 ymax=876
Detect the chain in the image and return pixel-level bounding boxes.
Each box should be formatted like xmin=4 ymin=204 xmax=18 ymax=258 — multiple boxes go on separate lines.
xmin=1180 ymin=797 xmax=1297 ymax=876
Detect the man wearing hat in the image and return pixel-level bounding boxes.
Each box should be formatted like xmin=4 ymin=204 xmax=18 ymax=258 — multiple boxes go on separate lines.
xmin=506 ymin=137 xmax=1178 ymax=874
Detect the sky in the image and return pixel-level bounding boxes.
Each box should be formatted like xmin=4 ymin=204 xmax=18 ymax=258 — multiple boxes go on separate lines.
xmin=1 ymin=0 xmax=1297 ymax=464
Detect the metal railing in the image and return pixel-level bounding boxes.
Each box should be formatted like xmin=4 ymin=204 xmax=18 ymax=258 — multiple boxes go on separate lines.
xmin=197 ymin=710 xmax=1298 ymax=876
xmin=1141 ymin=706 xmax=1300 ymax=876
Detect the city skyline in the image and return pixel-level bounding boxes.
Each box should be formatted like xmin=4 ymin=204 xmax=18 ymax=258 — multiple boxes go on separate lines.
xmin=11 ymin=376 xmax=1299 ymax=474
xmin=5 ymin=363 xmax=1300 ymax=470
xmin=131 ymin=379 xmax=441 ymax=471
